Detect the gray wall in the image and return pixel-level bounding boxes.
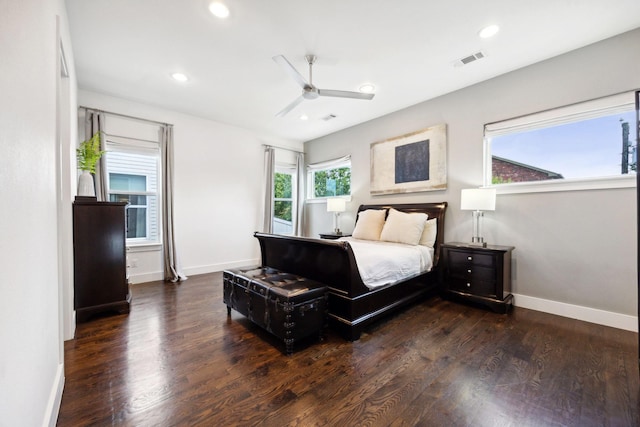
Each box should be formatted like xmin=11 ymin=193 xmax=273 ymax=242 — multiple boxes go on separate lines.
xmin=305 ymin=28 xmax=640 ymax=325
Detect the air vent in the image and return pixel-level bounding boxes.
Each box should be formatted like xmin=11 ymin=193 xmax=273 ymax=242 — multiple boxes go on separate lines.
xmin=455 ymin=51 xmax=486 ymax=67
xmin=322 ymin=114 xmax=337 ymax=121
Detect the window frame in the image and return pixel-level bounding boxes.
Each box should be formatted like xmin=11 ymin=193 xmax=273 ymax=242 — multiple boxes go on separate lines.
xmin=104 ymin=135 xmax=162 ymax=247
xmin=483 ymin=91 xmax=637 ymax=194
xmin=272 ymin=164 xmax=296 ymax=235
xmin=306 ymin=155 xmax=352 ymax=202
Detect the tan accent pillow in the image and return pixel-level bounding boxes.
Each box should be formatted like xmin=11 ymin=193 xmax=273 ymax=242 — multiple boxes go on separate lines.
xmin=380 ymin=208 xmax=428 ymax=245
xmin=419 ymin=218 xmax=438 ymax=248
xmin=352 ymin=209 xmax=386 ymax=241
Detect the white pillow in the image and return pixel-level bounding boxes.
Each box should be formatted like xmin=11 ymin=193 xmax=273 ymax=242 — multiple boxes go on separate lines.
xmin=352 ymin=209 xmax=386 ymax=241
xmin=380 ymin=208 xmax=428 ymax=245
xmin=419 ymin=218 xmax=438 ymax=248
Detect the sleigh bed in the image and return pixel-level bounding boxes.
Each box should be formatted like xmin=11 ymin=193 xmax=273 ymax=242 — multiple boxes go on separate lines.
xmin=254 ymin=202 xmax=447 ymax=340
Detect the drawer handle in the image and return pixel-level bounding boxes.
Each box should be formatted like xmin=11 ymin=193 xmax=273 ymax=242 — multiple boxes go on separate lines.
xmin=467 ymin=256 xmax=473 ymax=261
xmin=466 ymin=283 xmax=471 ymax=288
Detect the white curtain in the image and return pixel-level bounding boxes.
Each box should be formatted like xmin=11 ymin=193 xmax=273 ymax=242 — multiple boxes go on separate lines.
xmin=84 ymin=110 xmax=107 ymax=201
xmin=294 ymin=151 xmax=305 ymax=236
xmin=161 ymin=125 xmax=187 ymax=282
xmin=262 ymin=146 xmax=275 ymax=233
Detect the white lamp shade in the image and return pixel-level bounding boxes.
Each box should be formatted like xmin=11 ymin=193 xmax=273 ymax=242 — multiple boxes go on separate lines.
xmin=460 ymin=188 xmax=496 ymax=211
xmin=327 ymin=198 xmax=346 ymax=213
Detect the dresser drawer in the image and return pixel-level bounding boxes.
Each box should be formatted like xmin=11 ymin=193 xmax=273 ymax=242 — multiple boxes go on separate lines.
xmin=448 ymin=250 xmax=495 ymax=267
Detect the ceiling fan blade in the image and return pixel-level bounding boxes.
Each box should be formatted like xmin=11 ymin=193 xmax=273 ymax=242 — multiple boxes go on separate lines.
xmin=318 ymin=89 xmax=375 ymax=100
xmin=276 ymin=95 xmax=305 ymax=117
xmin=273 ymin=55 xmax=309 ymax=89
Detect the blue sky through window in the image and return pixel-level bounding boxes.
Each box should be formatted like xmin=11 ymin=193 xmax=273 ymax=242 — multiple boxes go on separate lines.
xmin=491 ymin=110 xmax=637 ymax=179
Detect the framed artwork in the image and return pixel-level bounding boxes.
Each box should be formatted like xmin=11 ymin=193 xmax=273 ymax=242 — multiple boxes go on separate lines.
xmin=370 ymin=123 xmax=447 ymax=195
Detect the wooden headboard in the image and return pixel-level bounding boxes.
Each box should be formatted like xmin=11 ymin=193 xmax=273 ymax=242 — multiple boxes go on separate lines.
xmin=356 ymin=202 xmax=448 ymax=266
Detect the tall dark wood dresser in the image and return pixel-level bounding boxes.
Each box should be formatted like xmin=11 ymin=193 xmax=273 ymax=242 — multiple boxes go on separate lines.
xmin=73 ymin=197 xmax=130 ymax=322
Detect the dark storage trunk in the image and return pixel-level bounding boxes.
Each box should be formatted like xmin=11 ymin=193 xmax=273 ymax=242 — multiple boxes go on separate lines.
xmin=223 ymin=270 xmax=250 ymax=317
xmin=223 ymin=267 xmax=328 ymax=354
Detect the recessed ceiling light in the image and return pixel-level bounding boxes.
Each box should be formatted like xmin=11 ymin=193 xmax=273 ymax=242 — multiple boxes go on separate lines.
xmin=359 ymin=84 xmax=375 ymax=94
xmin=299 ymin=114 xmax=309 ymax=121
xmin=171 ymin=72 xmax=189 ymax=82
xmin=209 ymin=2 xmax=230 ymax=19
xmin=479 ymin=24 xmax=500 ymax=39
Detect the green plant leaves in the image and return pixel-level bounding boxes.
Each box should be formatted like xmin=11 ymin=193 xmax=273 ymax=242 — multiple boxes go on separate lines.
xmin=76 ymin=132 xmax=105 ymax=174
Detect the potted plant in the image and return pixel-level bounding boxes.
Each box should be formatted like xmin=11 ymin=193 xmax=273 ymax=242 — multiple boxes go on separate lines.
xmin=76 ymin=132 xmax=105 ymax=197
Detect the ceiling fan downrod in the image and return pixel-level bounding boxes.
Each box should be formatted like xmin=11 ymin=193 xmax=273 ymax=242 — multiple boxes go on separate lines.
xmin=305 ymin=55 xmax=316 ymax=86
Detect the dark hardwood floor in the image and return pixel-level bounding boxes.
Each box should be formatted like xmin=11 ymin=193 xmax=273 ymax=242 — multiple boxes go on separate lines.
xmin=58 ymin=272 xmax=639 ymax=426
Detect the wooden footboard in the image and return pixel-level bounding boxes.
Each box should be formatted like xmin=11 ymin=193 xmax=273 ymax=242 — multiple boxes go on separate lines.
xmin=254 ymin=232 xmax=369 ymax=297
xmin=254 ymin=201 xmax=447 ymax=340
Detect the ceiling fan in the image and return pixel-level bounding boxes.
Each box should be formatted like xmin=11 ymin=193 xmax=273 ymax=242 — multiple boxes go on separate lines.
xmin=272 ymin=54 xmax=375 ymax=117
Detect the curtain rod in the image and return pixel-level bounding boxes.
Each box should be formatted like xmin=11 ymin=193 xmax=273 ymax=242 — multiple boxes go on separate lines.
xmin=263 ymin=144 xmax=303 ymax=154
xmin=80 ymin=105 xmax=172 ymax=127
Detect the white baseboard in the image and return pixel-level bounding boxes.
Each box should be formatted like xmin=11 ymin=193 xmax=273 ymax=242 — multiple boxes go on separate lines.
xmin=513 ymin=293 xmax=638 ymax=332
xmin=45 ymin=362 xmax=65 ymax=427
xmin=128 ymin=258 xmax=261 ymax=285
xmin=129 ymin=269 xmax=637 ymax=331
xmin=128 ymin=271 xmax=164 ymax=284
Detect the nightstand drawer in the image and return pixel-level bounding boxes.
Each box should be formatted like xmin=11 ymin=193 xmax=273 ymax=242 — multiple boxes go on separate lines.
xmin=449 ymin=278 xmax=496 ymax=298
xmin=448 ymin=250 xmax=495 ymax=267
xmin=449 ymin=265 xmax=495 ymax=282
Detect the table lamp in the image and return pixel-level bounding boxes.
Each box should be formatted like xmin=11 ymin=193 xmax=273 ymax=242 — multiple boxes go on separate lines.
xmin=460 ymin=188 xmax=496 ymax=247
xmin=327 ymin=198 xmax=346 ymax=235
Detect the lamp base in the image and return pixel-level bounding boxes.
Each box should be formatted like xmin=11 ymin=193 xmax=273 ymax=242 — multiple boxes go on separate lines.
xmin=468 ymin=241 xmax=488 ymax=248
xmin=469 ymin=236 xmax=487 ymax=247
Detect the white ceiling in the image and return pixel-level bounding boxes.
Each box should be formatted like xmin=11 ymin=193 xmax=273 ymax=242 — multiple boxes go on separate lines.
xmin=65 ymin=0 xmax=640 ymax=143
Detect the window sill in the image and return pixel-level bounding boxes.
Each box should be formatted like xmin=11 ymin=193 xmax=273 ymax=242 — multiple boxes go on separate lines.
xmin=127 ymin=243 xmax=162 ymax=253
xmin=487 ymin=174 xmax=636 ymax=195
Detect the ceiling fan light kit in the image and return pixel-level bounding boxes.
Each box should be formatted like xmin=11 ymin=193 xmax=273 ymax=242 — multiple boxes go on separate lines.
xmin=273 ymin=54 xmax=375 ymax=117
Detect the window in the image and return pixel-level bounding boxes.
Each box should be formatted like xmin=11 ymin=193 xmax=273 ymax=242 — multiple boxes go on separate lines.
xmin=273 ymin=167 xmax=294 ymax=234
xmin=484 ymin=91 xmax=637 ymax=192
xmin=307 ymin=155 xmax=351 ymax=199
xmin=105 ymin=140 xmax=161 ymax=245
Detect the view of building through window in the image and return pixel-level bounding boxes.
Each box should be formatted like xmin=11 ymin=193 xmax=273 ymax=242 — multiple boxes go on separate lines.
xmin=486 ymin=95 xmax=637 ymax=186
xmin=109 ymin=173 xmax=149 ymax=238
xmin=106 ymin=150 xmax=160 ymax=244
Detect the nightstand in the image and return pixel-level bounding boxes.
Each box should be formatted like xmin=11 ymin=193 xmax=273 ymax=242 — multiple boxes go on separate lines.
xmin=441 ymin=242 xmax=514 ymax=313
xmin=319 ymin=233 xmax=350 ymax=240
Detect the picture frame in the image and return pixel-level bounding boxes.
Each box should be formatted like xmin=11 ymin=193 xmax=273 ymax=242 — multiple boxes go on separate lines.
xmin=370 ymin=123 xmax=447 ymax=195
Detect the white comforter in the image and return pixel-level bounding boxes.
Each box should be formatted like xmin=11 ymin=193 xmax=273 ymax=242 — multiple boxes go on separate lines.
xmin=340 ymin=237 xmax=434 ymax=290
